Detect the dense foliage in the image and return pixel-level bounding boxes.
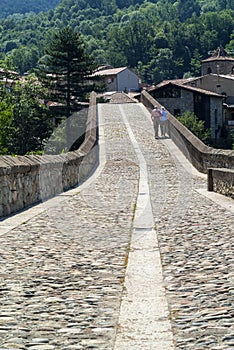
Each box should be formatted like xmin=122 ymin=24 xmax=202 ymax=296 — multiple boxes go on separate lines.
xmin=0 ymin=0 xmax=234 ymax=83
xmin=177 ymin=111 xmax=234 ymax=149
xmin=0 ymin=0 xmax=59 ymax=18
xmin=177 ymin=111 xmax=211 ymax=145
xmin=0 ymin=76 xmax=53 ymax=155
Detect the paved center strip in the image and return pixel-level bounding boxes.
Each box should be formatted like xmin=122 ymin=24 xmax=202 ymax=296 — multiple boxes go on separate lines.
xmin=114 ymin=105 xmax=175 ymax=350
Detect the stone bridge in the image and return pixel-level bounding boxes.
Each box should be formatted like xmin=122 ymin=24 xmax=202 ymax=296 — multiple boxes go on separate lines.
xmin=0 ymin=93 xmax=233 ymax=349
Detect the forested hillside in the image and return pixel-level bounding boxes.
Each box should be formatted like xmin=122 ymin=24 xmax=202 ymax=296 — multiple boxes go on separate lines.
xmin=0 ymin=0 xmax=60 ymax=18
xmin=0 ymin=0 xmax=234 ymax=83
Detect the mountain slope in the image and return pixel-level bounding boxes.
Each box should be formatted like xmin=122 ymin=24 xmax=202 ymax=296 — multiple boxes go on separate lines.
xmin=0 ymin=0 xmax=60 ymax=18
xmin=0 ymin=0 xmax=233 ymax=83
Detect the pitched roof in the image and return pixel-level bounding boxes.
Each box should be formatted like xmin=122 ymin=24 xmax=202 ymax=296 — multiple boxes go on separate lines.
xmin=91 ymin=67 xmax=128 ymax=77
xmin=154 ymin=81 xmax=223 ymax=98
xmin=156 ymin=78 xmax=195 ymax=87
xmin=202 ymin=46 xmax=234 ymax=62
xmin=176 ymin=73 xmax=234 ymax=85
xmin=212 ymin=73 xmax=234 ymax=80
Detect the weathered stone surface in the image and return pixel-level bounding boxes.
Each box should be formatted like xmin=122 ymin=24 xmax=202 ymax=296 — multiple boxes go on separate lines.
xmin=210 ymin=168 xmax=234 ymax=198
xmin=0 ymin=101 xmax=233 ymax=349
xmin=0 ymin=93 xmax=97 ymax=218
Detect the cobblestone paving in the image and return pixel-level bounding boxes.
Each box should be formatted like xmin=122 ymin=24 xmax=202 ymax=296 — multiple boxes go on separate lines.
xmin=124 ymin=103 xmax=234 ymax=350
xmin=0 ymin=101 xmax=233 ymax=349
xmin=0 ymin=105 xmax=139 ymax=349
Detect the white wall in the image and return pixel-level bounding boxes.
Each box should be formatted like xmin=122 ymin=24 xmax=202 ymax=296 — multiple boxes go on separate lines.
xmin=117 ymin=69 xmax=139 ymax=92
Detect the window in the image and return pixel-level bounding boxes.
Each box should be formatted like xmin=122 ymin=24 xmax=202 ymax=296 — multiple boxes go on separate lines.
xmin=107 ymin=77 xmax=114 ymax=84
xmin=154 ymin=86 xmax=181 ymax=98
xmin=174 ymin=109 xmax=181 ymax=116
xmin=207 ymin=67 xmax=212 ymax=74
xmin=164 ymin=87 xmax=181 ymax=98
xmin=194 ymin=94 xmax=202 ymax=103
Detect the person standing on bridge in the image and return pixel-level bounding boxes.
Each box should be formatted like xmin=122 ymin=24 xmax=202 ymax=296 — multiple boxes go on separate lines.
xmin=160 ymin=106 xmax=168 ymax=137
xmin=151 ymin=106 xmax=162 ymax=139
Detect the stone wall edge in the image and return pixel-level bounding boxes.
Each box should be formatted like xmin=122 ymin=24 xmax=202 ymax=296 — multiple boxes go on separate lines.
xmin=0 ymin=92 xmax=98 ymax=218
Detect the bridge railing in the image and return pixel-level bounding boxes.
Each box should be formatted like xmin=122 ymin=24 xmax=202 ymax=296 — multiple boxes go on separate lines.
xmin=0 ymin=92 xmax=98 ymax=218
xmin=141 ymin=90 xmax=234 ymax=199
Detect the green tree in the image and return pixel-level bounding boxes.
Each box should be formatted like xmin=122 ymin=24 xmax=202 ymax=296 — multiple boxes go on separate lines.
xmin=190 ymin=49 xmax=202 ymax=76
xmin=37 ymin=27 xmax=96 ymax=119
xmin=0 ymin=0 xmax=59 ymax=19
xmin=226 ymin=32 xmax=234 ymax=52
xmin=200 ymin=0 xmax=234 ymax=12
xmin=106 ymin=26 xmax=128 ymax=67
xmin=7 ymin=45 xmax=40 ymax=74
xmin=4 ymin=75 xmax=53 ymax=155
xmin=0 ymin=100 xmax=13 ymax=154
xmin=1 ymin=0 xmax=234 ymax=87
xmin=175 ymin=0 xmax=201 ymax=21
xmin=141 ymin=48 xmax=175 ymax=84
xmin=177 ymin=111 xmax=211 ymax=144
xmin=106 ymin=18 xmax=154 ymax=68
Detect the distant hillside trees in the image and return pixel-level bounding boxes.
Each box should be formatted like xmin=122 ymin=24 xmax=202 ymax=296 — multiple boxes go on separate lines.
xmin=0 ymin=0 xmax=234 ymax=82
xmin=106 ymin=18 xmax=155 ymax=67
xmin=7 ymin=46 xmax=40 ymax=75
xmin=176 ymin=0 xmax=201 ymax=20
xmin=0 ymin=0 xmax=59 ymax=18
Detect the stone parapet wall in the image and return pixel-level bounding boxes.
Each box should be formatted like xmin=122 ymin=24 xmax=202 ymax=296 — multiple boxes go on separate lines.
xmin=208 ymin=168 xmax=234 ymax=199
xmin=0 ymin=92 xmax=97 ymax=218
xmin=141 ymin=90 xmax=234 ymax=172
xmin=141 ymin=90 xmax=234 ymax=197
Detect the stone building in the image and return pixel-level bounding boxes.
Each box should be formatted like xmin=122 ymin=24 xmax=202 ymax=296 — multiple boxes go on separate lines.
xmin=185 ymin=74 xmax=234 ymax=128
xmin=188 ymin=47 xmax=234 ymax=129
xmin=92 ymin=66 xmax=139 ymax=92
xmin=149 ymin=46 xmax=234 ymax=141
xmin=149 ymin=81 xmax=223 ymax=140
xmin=201 ymin=46 xmax=234 ymax=76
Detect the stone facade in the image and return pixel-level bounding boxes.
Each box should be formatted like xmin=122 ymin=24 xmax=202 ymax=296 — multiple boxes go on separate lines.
xmin=155 ymin=88 xmax=194 ymax=116
xmin=201 ymin=46 xmax=234 ymax=76
xmin=210 ymin=97 xmax=223 ymax=139
xmin=188 ymin=74 xmax=234 ymax=96
xmin=202 ymin=58 xmax=234 ymax=75
xmin=208 ymin=168 xmax=234 ymax=199
xmin=150 ymin=82 xmax=223 ymax=139
xmin=186 ymin=74 xmax=234 ymax=128
xmin=0 ymin=92 xmax=97 ymax=218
